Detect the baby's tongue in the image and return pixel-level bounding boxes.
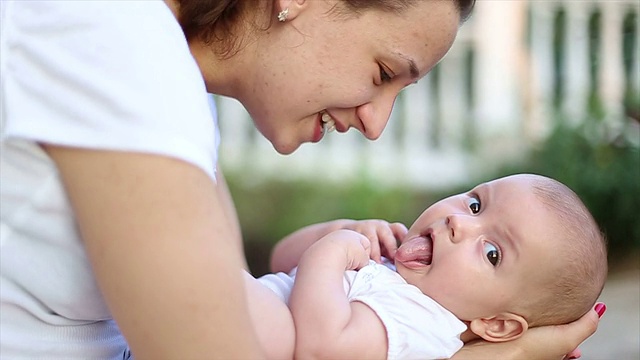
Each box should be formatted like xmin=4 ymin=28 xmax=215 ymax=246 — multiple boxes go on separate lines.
xmin=395 ymin=235 xmax=432 ymax=265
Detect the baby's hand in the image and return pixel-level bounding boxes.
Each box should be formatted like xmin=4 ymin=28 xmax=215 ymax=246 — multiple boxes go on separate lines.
xmin=339 ymin=220 xmax=407 ymax=263
xmin=314 ymin=229 xmax=372 ymax=271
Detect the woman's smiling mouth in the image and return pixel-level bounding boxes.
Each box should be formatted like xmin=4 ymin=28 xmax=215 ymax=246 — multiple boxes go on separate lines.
xmin=321 ymin=112 xmax=336 ymax=133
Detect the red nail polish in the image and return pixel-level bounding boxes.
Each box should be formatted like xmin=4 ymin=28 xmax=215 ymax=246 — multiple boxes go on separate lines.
xmin=595 ymin=303 xmax=606 ymax=318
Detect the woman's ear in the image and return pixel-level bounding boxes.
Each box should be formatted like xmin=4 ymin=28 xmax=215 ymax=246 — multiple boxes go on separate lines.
xmin=469 ymin=313 xmax=528 ymax=343
xmin=276 ymin=0 xmax=308 ymax=21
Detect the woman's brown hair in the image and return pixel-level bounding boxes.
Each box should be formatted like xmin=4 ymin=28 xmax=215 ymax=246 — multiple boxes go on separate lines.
xmin=175 ymin=0 xmax=475 ymax=57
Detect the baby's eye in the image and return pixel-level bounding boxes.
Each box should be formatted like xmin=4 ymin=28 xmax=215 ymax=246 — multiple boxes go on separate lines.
xmin=483 ymin=242 xmax=501 ymax=266
xmin=467 ymin=197 xmax=481 ymax=214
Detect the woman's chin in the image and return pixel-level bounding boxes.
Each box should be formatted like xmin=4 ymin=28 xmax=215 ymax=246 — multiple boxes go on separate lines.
xmin=272 ymin=140 xmax=301 ymax=155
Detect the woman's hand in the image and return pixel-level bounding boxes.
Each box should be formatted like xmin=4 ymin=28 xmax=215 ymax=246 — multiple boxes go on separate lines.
xmin=452 ymin=303 xmax=605 ymax=360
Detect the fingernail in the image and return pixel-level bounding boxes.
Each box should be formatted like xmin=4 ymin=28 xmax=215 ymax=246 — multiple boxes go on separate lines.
xmin=595 ymin=303 xmax=606 ymax=318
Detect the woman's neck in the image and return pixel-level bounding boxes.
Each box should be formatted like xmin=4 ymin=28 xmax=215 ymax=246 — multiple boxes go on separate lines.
xmin=164 ymin=0 xmax=262 ymax=98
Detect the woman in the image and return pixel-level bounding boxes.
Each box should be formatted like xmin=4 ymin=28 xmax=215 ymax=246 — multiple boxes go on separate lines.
xmin=0 ymin=0 xmax=601 ymax=358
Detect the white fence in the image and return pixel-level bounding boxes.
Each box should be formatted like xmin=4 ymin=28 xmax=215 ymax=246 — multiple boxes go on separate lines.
xmin=217 ymin=0 xmax=639 ymax=190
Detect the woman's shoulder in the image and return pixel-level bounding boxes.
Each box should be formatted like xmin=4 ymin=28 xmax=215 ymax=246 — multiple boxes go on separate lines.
xmin=4 ymin=1 xmax=192 ymax=77
xmin=3 ymin=1 xmax=218 ymax=179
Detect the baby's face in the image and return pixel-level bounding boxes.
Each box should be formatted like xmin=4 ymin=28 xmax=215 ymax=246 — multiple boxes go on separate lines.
xmin=394 ymin=174 xmax=564 ymax=321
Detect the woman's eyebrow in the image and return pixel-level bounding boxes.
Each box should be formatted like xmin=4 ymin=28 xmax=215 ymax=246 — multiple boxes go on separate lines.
xmin=396 ymin=52 xmax=419 ymax=79
xmin=406 ymin=58 xmax=419 ymax=79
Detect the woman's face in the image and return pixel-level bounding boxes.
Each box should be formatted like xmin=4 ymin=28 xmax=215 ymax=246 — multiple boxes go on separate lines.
xmin=238 ymin=0 xmax=460 ymax=154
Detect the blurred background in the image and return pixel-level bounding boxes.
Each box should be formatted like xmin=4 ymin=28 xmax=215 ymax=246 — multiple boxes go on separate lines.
xmin=217 ymin=1 xmax=639 ymax=358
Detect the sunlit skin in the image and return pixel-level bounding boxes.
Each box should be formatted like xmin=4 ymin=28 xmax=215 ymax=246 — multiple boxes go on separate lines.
xmin=395 ymin=174 xmax=566 ymax=327
xmin=189 ymin=0 xmax=460 ymax=154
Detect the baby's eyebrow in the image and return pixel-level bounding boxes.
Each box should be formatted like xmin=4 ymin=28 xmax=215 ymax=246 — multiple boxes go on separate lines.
xmin=470 ymin=183 xmax=489 ymax=194
xmin=500 ymin=227 xmax=520 ymax=263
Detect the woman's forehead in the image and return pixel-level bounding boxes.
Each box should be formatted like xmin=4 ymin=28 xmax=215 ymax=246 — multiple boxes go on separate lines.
xmin=356 ymin=1 xmax=460 ymax=72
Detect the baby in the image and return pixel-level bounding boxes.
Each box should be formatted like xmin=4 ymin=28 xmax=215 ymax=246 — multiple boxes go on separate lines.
xmin=243 ymin=174 xmax=608 ymax=359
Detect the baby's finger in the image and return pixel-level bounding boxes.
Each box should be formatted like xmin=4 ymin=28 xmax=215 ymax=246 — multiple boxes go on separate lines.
xmin=358 ymin=227 xmax=381 ymax=262
xmin=355 ymin=235 xmax=373 ymax=269
xmin=376 ymin=227 xmax=399 ymax=260
xmin=389 ymin=222 xmax=409 ymax=240
xmin=358 ymin=234 xmax=372 ymax=254
xmin=380 ymin=222 xmax=408 ymax=259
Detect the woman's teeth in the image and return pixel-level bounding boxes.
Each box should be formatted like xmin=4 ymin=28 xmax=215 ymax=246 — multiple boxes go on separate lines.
xmin=321 ymin=112 xmax=336 ymax=133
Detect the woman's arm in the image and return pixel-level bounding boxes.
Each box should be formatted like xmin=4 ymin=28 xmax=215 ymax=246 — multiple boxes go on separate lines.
xmin=215 ymin=166 xmax=249 ymax=270
xmin=288 ymin=230 xmax=388 ymax=360
xmin=271 ymin=220 xmax=407 ymax=273
xmin=44 ymin=146 xmax=264 ymax=359
xmin=452 ymin=305 xmax=601 ymax=360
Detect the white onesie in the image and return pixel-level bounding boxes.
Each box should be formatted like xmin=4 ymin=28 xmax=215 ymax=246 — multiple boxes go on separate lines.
xmin=258 ymin=260 xmax=467 ymax=360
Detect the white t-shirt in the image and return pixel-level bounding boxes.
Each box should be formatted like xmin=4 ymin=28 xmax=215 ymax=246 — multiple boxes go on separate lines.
xmin=258 ymin=260 xmax=467 ymax=360
xmin=1 ymin=1 xmax=220 ymax=357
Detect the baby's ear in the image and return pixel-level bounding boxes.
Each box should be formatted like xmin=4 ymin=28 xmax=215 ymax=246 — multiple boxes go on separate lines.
xmin=469 ymin=313 xmax=528 ymax=342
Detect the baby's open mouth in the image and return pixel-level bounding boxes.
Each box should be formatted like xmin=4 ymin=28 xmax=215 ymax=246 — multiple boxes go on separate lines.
xmin=395 ymin=234 xmax=433 ymax=267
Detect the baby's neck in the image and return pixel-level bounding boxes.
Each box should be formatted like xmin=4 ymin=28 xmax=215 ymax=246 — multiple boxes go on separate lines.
xmin=460 ymin=324 xmax=481 ymax=343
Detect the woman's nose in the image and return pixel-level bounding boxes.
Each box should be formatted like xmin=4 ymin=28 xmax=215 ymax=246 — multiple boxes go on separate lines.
xmin=445 ymin=214 xmax=477 ymax=243
xmin=355 ymin=90 xmax=398 ymax=140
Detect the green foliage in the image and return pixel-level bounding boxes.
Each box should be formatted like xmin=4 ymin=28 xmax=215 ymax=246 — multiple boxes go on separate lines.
xmin=226 ymin=176 xmax=438 ymax=276
xmin=544 ymin=125 xmax=639 ymax=254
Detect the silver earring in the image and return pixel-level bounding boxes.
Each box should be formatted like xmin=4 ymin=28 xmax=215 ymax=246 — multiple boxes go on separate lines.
xmin=277 ymin=8 xmax=289 ymax=22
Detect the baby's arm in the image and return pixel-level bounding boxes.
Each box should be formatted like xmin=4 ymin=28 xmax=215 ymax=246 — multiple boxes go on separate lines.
xmin=289 ymin=230 xmax=388 ymax=360
xmin=271 ymin=219 xmax=407 ymax=273
xmin=242 ymin=271 xmax=295 ymax=360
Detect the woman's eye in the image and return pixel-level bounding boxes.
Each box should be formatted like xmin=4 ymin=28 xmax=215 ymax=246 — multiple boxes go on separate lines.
xmin=483 ymin=242 xmax=501 ymax=267
xmin=467 ymin=197 xmax=481 ymax=214
xmin=379 ymin=65 xmax=392 ymax=83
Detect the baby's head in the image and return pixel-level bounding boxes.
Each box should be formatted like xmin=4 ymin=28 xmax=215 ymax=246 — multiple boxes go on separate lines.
xmin=512 ymin=176 xmax=607 ymax=328
xmin=394 ymin=174 xmax=607 ymax=342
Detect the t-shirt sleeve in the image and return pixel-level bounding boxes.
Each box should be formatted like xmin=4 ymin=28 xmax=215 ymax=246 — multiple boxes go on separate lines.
xmin=2 ymin=1 xmax=218 ymax=179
